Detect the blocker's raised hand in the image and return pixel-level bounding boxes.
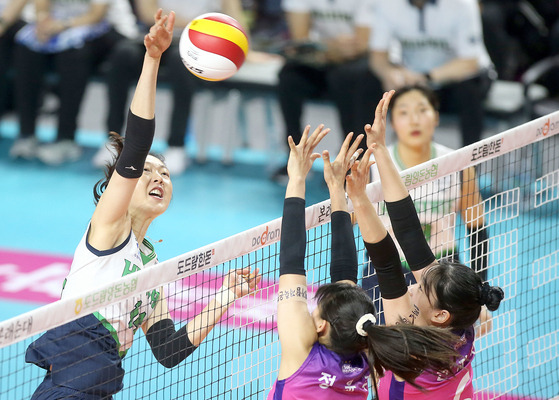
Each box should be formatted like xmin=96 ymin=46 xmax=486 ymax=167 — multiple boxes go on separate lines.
xmin=287 ymin=124 xmax=330 ymax=181
xmin=365 ymin=90 xmax=395 ymax=150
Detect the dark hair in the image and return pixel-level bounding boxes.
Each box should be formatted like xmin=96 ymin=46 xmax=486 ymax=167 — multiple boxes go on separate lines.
xmin=422 ymin=260 xmax=504 ymax=329
xmin=315 ymin=283 xmax=461 ymax=388
xmin=388 ymin=84 xmax=440 ymax=120
xmin=93 ymin=132 xmax=165 ymax=205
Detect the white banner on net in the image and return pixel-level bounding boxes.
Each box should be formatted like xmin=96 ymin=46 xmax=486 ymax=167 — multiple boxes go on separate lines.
xmin=1 ymin=110 xmax=558 ymax=349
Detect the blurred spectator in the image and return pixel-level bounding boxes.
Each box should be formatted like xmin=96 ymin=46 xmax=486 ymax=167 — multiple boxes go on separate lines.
xmin=271 ymin=0 xmax=377 ymax=182
xmin=369 ymin=0 xmax=493 ymax=147
xmin=0 ymin=0 xmax=28 ymax=123
xmin=9 ymin=0 xmax=133 ymax=164
xmin=247 ymin=0 xmax=288 ymax=51
xmin=480 ymin=0 xmax=559 ymax=89
xmin=94 ymin=0 xmax=250 ymax=175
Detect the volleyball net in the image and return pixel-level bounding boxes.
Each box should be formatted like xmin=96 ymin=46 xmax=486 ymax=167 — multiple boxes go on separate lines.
xmin=1 ymin=112 xmax=559 ymax=399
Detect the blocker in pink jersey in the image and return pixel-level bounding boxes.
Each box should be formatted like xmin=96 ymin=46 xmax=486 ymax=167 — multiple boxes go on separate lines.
xmin=179 ymin=12 xmax=249 ymax=81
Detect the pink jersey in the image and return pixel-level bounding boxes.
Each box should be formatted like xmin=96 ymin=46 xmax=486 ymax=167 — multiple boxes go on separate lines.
xmin=377 ymin=327 xmax=476 ymax=400
xmin=267 ymin=342 xmax=370 ymax=399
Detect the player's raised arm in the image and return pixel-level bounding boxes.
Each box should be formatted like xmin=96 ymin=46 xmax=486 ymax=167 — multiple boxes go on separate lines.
xmin=90 ymin=9 xmax=175 ymax=251
xmin=277 ymin=124 xmax=329 ymax=379
xmin=366 ymin=90 xmax=436 ymax=285
xmin=345 ymin=145 xmax=414 ymax=325
xmin=322 ymin=132 xmax=363 ymax=285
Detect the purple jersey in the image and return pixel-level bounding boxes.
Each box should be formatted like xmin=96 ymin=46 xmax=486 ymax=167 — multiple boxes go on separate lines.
xmin=267 ymin=342 xmax=370 ymax=399
xmin=377 ymin=327 xmax=476 ymax=399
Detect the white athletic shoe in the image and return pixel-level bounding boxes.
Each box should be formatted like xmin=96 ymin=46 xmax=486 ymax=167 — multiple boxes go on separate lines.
xmin=92 ymin=141 xmax=117 ymax=169
xmin=36 ymin=140 xmax=82 ymax=165
xmin=163 ymin=146 xmax=190 ymax=175
xmin=9 ymin=136 xmax=39 ymax=160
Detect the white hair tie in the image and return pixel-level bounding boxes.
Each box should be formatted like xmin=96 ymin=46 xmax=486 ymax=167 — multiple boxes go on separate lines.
xmin=356 ymin=313 xmax=377 ymax=337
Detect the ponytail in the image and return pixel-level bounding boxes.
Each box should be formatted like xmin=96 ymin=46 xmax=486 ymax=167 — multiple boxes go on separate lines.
xmin=362 ymin=322 xmax=460 ymax=388
xmin=479 ymin=282 xmax=504 ymax=312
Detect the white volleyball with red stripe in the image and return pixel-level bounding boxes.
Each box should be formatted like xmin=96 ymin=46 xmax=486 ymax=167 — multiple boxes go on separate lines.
xmin=179 ymin=13 xmax=249 ymax=81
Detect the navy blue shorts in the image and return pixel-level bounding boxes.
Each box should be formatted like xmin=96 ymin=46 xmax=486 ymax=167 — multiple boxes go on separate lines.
xmin=31 ymin=371 xmax=113 ymax=400
xmin=26 ymin=314 xmax=124 ymax=396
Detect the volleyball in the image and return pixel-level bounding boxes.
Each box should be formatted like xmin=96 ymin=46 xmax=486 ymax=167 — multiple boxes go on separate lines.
xmin=179 ymin=13 xmax=249 ymax=81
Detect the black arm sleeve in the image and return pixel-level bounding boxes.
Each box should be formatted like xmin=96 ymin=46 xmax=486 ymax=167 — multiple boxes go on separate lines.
xmin=330 ymin=211 xmax=358 ymax=283
xmin=115 ymin=110 xmax=156 ymax=179
xmin=279 ymin=197 xmax=307 ymax=276
xmin=385 ymin=196 xmax=436 ymax=271
xmin=468 ymin=225 xmax=488 ymax=282
xmin=364 ymin=233 xmax=408 ymax=299
xmin=145 ymin=319 xmax=196 ymax=368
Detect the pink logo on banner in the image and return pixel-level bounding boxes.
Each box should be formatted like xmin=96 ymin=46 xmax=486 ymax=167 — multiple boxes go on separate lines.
xmin=0 ymin=248 xmax=70 ymax=304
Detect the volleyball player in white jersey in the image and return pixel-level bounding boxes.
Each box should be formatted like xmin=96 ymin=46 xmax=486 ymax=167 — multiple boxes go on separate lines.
xmin=25 ymin=10 xmax=259 ymax=399
xmin=369 ymin=0 xmax=493 ymax=147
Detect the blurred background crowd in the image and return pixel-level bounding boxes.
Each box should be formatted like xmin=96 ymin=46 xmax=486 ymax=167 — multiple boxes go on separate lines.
xmin=1 ymin=0 xmax=558 ymax=180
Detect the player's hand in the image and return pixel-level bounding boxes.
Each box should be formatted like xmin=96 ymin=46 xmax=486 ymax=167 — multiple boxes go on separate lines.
xmin=225 ymin=267 xmax=261 ymax=299
xmin=144 ymin=9 xmax=175 ymax=59
xmin=287 ymin=124 xmax=330 ymax=181
xmin=346 ymin=147 xmax=375 ymax=201
xmin=365 ymin=90 xmax=394 ymax=150
xmin=322 ymin=132 xmax=363 ymax=191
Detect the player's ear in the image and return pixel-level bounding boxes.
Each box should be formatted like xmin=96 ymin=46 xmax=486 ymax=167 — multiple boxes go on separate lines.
xmin=431 ymin=309 xmax=451 ymax=326
xmin=315 ymin=318 xmax=329 ymax=335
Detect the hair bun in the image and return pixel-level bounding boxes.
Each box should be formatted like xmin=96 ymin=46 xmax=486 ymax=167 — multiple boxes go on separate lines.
xmin=480 ymin=283 xmax=504 ymax=311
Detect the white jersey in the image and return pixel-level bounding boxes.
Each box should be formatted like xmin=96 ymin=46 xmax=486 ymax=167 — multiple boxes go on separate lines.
xmin=370 ymin=0 xmax=491 ymax=73
xmin=282 ymin=0 xmax=375 ymax=41
xmin=371 ymin=142 xmax=461 ymax=259
xmin=61 ymin=226 xmax=160 ymax=356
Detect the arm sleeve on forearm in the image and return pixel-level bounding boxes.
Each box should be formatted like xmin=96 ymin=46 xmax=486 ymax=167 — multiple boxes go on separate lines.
xmin=279 ymin=197 xmax=307 ymax=276
xmin=145 ymin=319 xmax=197 ymax=368
xmin=385 ymin=196 xmax=436 ymax=271
xmin=330 ymin=211 xmax=358 ymax=283
xmin=364 ymin=233 xmax=408 ymax=299
xmin=115 ymin=109 xmax=156 ymax=179
xmin=468 ymin=225 xmax=488 ymax=282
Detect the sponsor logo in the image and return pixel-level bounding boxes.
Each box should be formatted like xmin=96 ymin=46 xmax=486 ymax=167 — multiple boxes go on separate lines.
xmin=471 ymin=138 xmax=503 ymax=162
xmin=403 ymin=163 xmax=439 ymax=187
xmin=0 ymin=316 xmax=33 ymax=346
xmin=536 ymin=117 xmax=559 ymax=138
xmin=177 ymin=249 xmax=215 ymax=276
xmin=251 ymin=225 xmax=280 ymax=248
